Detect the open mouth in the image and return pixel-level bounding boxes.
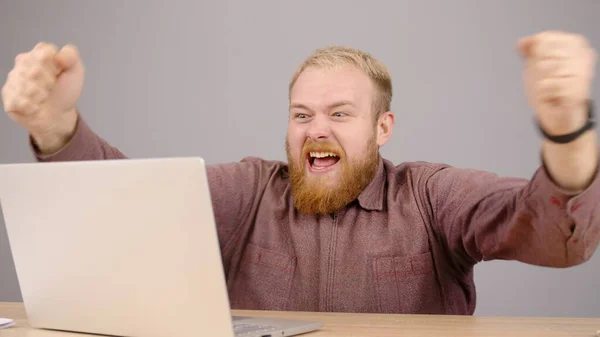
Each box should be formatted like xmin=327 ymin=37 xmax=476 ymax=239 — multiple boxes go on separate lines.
xmin=307 ymin=151 xmax=340 ymax=171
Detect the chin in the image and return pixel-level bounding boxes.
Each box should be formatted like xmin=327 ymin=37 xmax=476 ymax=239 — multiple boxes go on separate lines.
xmin=306 ymin=172 xmax=339 ymax=186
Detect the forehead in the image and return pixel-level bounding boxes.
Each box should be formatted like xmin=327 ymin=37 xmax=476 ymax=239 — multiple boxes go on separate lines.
xmin=290 ymin=65 xmax=374 ymax=110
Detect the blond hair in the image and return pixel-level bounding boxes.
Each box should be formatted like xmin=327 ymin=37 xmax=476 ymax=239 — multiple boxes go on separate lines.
xmin=289 ymin=46 xmax=392 ymax=121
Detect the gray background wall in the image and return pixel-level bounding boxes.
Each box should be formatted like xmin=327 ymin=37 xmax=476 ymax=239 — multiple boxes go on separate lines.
xmin=1 ymin=0 xmax=599 ymax=317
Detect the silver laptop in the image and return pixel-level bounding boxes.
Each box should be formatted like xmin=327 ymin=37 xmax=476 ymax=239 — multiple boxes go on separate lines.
xmin=0 ymin=157 xmax=323 ymax=337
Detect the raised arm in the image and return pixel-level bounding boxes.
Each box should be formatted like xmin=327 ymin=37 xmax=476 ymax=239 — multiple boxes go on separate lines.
xmin=423 ymin=162 xmax=600 ymax=269
xmin=30 ymin=114 xmax=128 ymax=162
xmin=427 ymin=31 xmax=600 ymax=270
xmin=518 ymin=31 xmax=598 ymax=192
xmin=1 ymin=42 xmax=278 ymax=272
xmin=2 ymin=42 xmax=126 ymax=161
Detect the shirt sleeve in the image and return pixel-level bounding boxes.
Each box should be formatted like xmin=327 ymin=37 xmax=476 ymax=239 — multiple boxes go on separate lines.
xmin=205 ymin=157 xmax=284 ymax=273
xmin=423 ymin=156 xmax=600 ymax=269
xmin=28 ymin=117 xmax=281 ymax=272
xmin=31 ymin=116 xmax=128 ymax=161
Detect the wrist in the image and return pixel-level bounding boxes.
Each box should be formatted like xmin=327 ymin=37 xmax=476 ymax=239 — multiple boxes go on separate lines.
xmin=542 ymin=130 xmax=598 ymax=191
xmin=31 ymin=109 xmax=79 ymax=155
xmin=536 ymin=101 xmax=594 ymax=143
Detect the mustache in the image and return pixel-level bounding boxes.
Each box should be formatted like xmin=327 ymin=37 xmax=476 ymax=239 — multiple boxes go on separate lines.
xmin=301 ymin=141 xmax=344 ymax=157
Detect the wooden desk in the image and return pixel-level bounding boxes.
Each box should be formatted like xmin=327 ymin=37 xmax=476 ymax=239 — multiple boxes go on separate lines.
xmin=1 ymin=302 xmax=599 ymax=337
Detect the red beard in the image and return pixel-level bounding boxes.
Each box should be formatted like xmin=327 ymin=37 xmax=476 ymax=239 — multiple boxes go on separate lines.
xmin=285 ymin=136 xmax=379 ymax=215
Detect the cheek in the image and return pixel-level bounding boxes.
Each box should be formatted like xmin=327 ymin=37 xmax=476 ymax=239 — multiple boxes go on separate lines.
xmin=342 ymin=146 xmax=364 ymax=162
xmin=286 ymin=129 xmax=305 ymax=156
xmin=334 ymin=128 xmax=375 ymax=160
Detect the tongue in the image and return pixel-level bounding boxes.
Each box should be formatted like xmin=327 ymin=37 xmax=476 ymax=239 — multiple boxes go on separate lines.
xmin=313 ymin=157 xmax=338 ymax=168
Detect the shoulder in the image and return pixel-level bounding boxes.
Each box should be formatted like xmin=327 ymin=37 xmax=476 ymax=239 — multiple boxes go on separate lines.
xmin=384 ymin=157 xmax=523 ymax=181
xmin=383 ymin=158 xmax=530 ymax=197
xmin=383 ymin=158 xmax=513 ymax=194
xmin=210 ymin=156 xmax=289 ymax=173
xmin=206 ymin=156 xmax=290 ymax=185
xmin=383 ymin=158 xmax=453 ymax=184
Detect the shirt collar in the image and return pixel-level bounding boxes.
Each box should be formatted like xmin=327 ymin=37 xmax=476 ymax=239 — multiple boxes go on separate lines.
xmin=357 ymin=156 xmax=386 ymax=211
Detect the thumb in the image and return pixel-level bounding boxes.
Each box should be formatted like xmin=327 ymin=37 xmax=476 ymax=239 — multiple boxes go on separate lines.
xmin=517 ymin=36 xmax=534 ymax=59
xmin=54 ymin=44 xmax=81 ymax=72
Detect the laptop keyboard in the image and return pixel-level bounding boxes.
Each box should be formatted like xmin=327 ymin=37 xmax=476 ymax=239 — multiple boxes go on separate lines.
xmin=233 ymin=322 xmax=278 ymax=336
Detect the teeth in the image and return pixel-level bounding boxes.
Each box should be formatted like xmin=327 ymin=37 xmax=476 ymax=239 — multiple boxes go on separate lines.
xmin=310 ymin=152 xmax=338 ymax=158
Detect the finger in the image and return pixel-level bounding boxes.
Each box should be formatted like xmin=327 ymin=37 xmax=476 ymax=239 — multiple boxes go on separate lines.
xmin=529 ymin=33 xmax=588 ymax=60
xmin=54 ymin=44 xmax=81 ymax=71
xmin=531 ymin=38 xmax=565 ymax=59
xmin=25 ymin=62 xmax=56 ymax=90
xmin=32 ymin=43 xmax=58 ymax=61
xmin=2 ymin=85 xmax=19 ymax=112
xmin=1 ymin=83 xmax=14 ymax=110
xmin=4 ymin=68 xmax=19 ymax=89
xmin=1 ymin=77 xmax=20 ymax=110
xmin=31 ymin=43 xmax=60 ymax=77
xmin=584 ymin=47 xmax=598 ymax=80
xmin=2 ymin=79 xmax=44 ymax=115
xmin=5 ymin=95 xmax=40 ymax=116
xmin=537 ymin=78 xmax=567 ymax=101
xmin=533 ymin=59 xmax=576 ymax=78
xmin=517 ymin=36 xmax=534 ymax=58
xmin=16 ymin=98 xmax=40 ymax=116
xmin=3 ymin=91 xmax=24 ymax=115
xmin=535 ymin=47 xmax=576 ymax=60
xmin=537 ymin=78 xmax=584 ymax=103
xmin=14 ymin=52 xmax=31 ymax=67
xmin=22 ymin=82 xmax=49 ymax=104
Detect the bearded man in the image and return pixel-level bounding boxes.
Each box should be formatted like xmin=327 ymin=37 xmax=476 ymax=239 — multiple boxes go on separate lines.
xmin=2 ymin=31 xmax=599 ymax=314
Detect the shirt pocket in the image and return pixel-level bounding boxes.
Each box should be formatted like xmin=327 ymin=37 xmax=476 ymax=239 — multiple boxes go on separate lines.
xmin=372 ymin=251 xmax=443 ymax=314
xmin=229 ymin=242 xmax=297 ymax=310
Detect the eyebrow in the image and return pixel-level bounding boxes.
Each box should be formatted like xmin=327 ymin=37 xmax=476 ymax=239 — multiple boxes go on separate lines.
xmin=289 ymin=100 xmax=356 ymax=111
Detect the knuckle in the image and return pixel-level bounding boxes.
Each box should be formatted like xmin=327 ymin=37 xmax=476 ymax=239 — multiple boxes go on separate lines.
xmin=14 ymin=52 xmax=28 ymax=65
xmin=36 ymin=44 xmax=58 ymax=61
xmin=23 ymin=83 xmax=39 ymax=98
xmin=539 ymin=78 xmax=558 ymax=91
xmin=40 ymin=75 xmax=56 ymax=90
xmin=5 ymin=100 xmax=16 ymax=112
xmin=7 ymin=96 xmax=23 ymax=112
xmin=22 ymin=83 xmax=33 ymax=97
xmin=6 ymin=69 xmax=17 ymax=82
xmin=36 ymin=89 xmax=49 ymax=102
xmin=27 ymin=65 xmax=43 ymax=79
xmin=34 ymin=42 xmax=56 ymax=52
xmin=5 ymin=100 xmax=17 ymax=112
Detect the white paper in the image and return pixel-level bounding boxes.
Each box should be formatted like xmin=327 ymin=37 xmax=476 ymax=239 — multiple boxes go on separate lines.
xmin=0 ymin=318 xmax=15 ymax=329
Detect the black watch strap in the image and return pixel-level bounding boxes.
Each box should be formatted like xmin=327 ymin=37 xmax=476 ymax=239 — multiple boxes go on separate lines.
xmin=537 ymin=100 xmax=596 ymax=144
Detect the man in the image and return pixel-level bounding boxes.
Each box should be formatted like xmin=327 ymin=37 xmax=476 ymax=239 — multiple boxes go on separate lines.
xmin=2 ymin=31 xmax=599 ymax=315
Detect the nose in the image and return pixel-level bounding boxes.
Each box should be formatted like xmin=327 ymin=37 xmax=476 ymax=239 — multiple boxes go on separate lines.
xmin=306 ymin=115 xmax=330 ymax=141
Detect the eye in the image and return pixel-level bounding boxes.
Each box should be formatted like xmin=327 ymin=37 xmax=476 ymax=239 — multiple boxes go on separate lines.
xmin=332 ymin=112 xmax=347 ymax=118
xmin=293 ymin=113 xmax=310 ymax=120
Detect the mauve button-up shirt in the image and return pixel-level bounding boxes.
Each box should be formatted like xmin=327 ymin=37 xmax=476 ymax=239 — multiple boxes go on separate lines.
xmin=34 ymin=118 xmax=600 ymax=315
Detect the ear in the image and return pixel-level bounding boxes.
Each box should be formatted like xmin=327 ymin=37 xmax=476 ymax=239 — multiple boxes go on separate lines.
xmin=376 ymin=111 xmax=394 ymax=147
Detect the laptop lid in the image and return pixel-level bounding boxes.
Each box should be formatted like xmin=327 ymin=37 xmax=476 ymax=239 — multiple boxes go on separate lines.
xmin=0 ymin=157 xmax=235 ymax=337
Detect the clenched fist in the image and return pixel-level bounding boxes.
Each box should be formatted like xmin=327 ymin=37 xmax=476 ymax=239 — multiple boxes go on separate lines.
xmin=518 ymin=31 xmax=597 ymax=137
xmin=1 ymin=42 xmax=85 ymax=153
